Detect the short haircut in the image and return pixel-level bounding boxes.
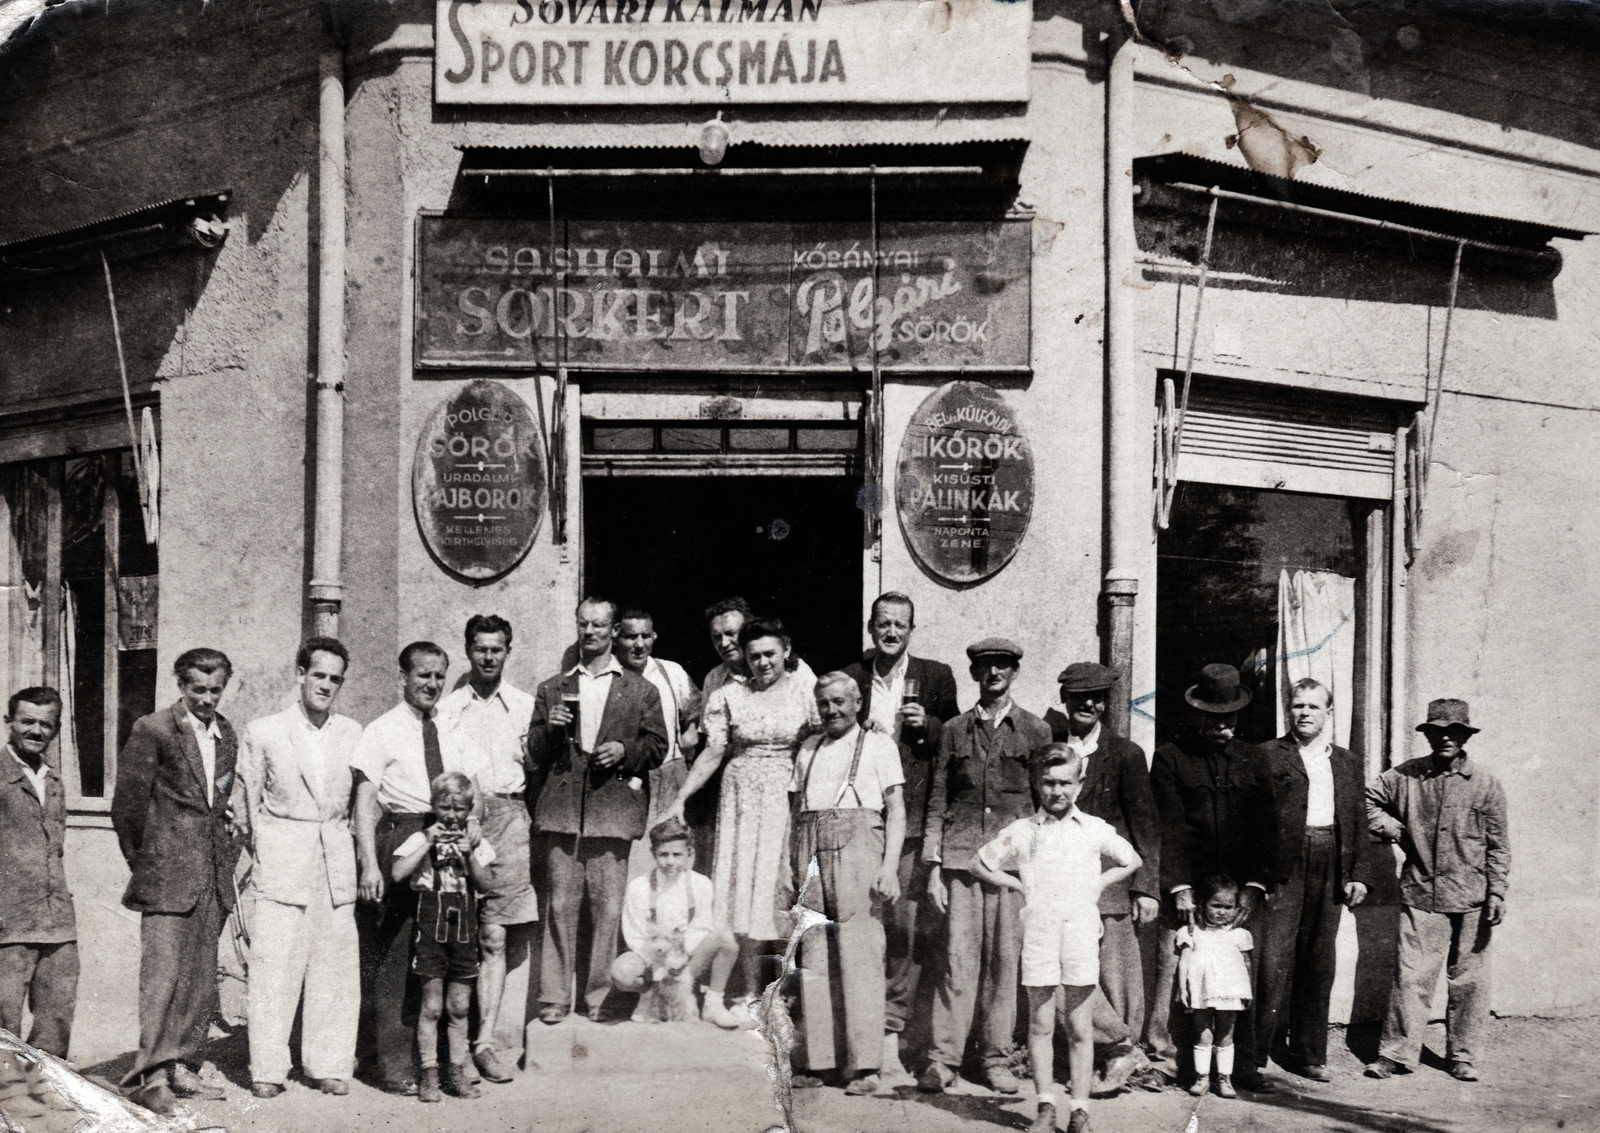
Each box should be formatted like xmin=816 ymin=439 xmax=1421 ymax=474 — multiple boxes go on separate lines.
xmin=1196 ymin=873 xmax=1241 ymax=906
xmin=649 ymin=816 xmax=693 ymax=851
xmin=175 ymin=647 xmax=233 ymax=681
xmin=576 ymin=596 xmax=618 ymax=625
xmin=399 ymin=641 xmax=449 ymax=673
xmin=618 ymin=609 xmax=654 ymax=629
xmin=430 ymin=770 xmax=476 ymax=807
xmin=870 ymin=591 xmax=916 ymax=627
xmin=704 ymin=596 xmax=753 ymax=623
xmin=1288 ymin=677 xmax=1333 ymax=708
xmin=296 ymin=636 xmax=349 ymax=673
xmin=814 ymin=671 xmax=858 ymax=698
xmin=465 ymin=614 xmax=514 ymax=650
xmin=7 ymin=686 xmax=62 ymax=719
xmin=1033 ymin=742 xmax=1085 ymax=782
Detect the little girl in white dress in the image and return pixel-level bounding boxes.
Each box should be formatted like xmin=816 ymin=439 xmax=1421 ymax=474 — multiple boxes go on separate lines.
xmin=1176 ymin=874 xmax=1254 ymax=1099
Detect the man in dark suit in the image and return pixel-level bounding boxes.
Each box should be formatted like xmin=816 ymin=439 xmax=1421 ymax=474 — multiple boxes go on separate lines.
xmin=1252 ymin=678 xmax=1371 ymax=1082
xmin=1044 ymin=663 xmax=1160 ymax=1048
xmin=112 ymin=648 xmax=247 ymax=1116
xmin=1146 ymin=663 xmax=1276 ymax=1091
xmin=842 ymin=591 xmax=958 ymax=1083
xmin=528 ymin=597 xmax=667 ymax=1024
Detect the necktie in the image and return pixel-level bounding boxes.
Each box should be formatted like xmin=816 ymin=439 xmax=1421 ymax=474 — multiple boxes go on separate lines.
xmin=422 ymin=710 xmax=445 ymax=786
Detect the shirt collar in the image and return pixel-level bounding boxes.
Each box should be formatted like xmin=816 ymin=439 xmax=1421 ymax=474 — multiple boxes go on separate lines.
xmin=976 ymin=696 xmax=1013 ymax=724
xmin=6 ymin=745 xmax=49 ymax=780
xmin=1067 ymin=721 xmax=1101 ymax=752
xmin=1035 ymin=805 xmax=1084 ymax=826
xmin=818 ymin=723 xmax=861 ymax=747
xmin=184 ymin=709 xmax=223 ymax=739
xmin=568 ymin=654 xmax=624 ymax=679
xmin=1429 ymin=754 xmax=1473 ymax=777
xmin=295 ymin=702 xmax=334 ymax=731
xmin=870 ymin=650 xmax=910 ymax=684
xmin=466 ymin=682 xmax=510 ymax=709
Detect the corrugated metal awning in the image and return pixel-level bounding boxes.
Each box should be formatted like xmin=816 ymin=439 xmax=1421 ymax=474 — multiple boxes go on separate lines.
xmin=0 ymin=191 xmax=231 ymax=282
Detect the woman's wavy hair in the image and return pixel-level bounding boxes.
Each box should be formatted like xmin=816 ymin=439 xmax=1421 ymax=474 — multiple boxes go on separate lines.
xmin=737 ymin=616 xmax=799 ymax=672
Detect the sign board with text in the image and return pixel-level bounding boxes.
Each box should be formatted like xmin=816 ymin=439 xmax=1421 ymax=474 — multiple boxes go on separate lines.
xmin=434 ymin=0 xmax=1031 ymax=104
xmin=415 ymin=216 xmax=1031 ymax=371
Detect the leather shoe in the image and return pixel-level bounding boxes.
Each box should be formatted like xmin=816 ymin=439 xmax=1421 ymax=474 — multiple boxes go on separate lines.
xmin=474 ymin=1046 xmax=513 ymax=1083
xmin=1301 ymin=1063 xmax=1332 ymax=1083
xmin=169 ymin=1063 xmax=225 ymax=1100
xmin=539 ymin=1003 xmax=568 ymax=1025
xmin=1365 ymin=1056 xmax=1408 ymax=1079
xmin=917 ymin=1062 xmax=956 ymax=1093
xmin=1065 ymin=1106 xmax=1091 ymax=1133
xmin=381 ymin=1077 xmax=419 ymax=1096
xmin=984 ymin=1065 xmax=1022 ymax=1095
xmin=1233 ymin=1070 xmax=1275 ymax=1093
xmin=127 ymin=1080 xmax=177 ymax=1117
xmin=250 ymin=1083 xmax=284 ymax=1099
xmin=587 ymin=1004 xmax=606 ymax=1023
xmin=1450 ymin=1062 xmax=1479 ymax=1082
xmin=312 ymin=1078 xmax=350 ymax=1095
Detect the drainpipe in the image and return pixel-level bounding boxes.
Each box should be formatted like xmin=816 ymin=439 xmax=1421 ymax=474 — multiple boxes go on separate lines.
xmin=1102 ymin=30 xmax=1140 ymax=739
xmin=309 ymin=46 xmax=347 ymax=637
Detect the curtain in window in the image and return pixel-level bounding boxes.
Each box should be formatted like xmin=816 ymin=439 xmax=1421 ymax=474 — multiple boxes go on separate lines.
xmin=1274 ymin=568 xmax=1356 ymax=746
xmin=0 ymin=468 xmax=48 ymax=706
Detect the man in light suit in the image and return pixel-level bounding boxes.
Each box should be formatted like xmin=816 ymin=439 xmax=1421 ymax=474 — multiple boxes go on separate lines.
xmin=841 ymin=591 xmax=959 ymax=1082
xmin=113 ymin=648 xmax=247 ymax=1116
xmin=528 ymin=597 xmax=668 ymax=1024
xmin=1252 ymin=678 xmax=1371 ymax=1083
xmin=238 ymin=638 xmax=363 ymax=1099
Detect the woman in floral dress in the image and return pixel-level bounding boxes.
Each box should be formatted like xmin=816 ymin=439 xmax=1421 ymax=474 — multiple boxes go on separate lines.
xmin=659 ymin=617 xmax=818 ymax=995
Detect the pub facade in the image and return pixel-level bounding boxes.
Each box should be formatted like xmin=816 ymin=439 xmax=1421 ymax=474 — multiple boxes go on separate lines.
xmin=1 ymin=0 xmax=1596 ymax=1057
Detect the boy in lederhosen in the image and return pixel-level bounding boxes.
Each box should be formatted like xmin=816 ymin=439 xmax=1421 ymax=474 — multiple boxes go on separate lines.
xmin=392 ymin=772 xmax=495 ymax=1103
xmin=787 ymin=673 xmax=906 ymax=1095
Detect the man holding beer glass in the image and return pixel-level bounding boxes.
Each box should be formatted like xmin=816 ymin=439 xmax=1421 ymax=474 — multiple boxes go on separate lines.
xmin=842 ymin=592 xmax=959 ymax=1082
xmin=527 ymin=598 xmax=668 ymax=1024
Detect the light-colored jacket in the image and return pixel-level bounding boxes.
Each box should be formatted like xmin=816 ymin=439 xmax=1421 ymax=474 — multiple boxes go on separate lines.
xmin=239 ymin=706 xmax=362 ymax=908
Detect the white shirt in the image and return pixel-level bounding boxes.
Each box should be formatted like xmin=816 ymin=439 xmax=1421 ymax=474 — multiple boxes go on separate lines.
xmin=622 ymin=868 xmax=716 ymax=957
xmin=1297 ymin=734 xmax=1336 ymax=827
xmin=350 ymin=701 xmax=489 ymax=815
xmin=187 ymin=711 xmax=222 ymax=806
xmin=790 ymin=724 xmax=905 ymax=812
xmin=867 ymin=652 xmax=909 ymax=742
xmin=437 ymin=681 xmax=536 ymax=795
xmin=640 ymin=657 xmax=696 ymax=762
xmin=975 ymin=696 xmax=1013 ymax=726
xmin=569 ymin=655 xmax=624 ymax=753
xmin=978 ymin=808 xmax=1136 ymax=925
xmin=1064 ymin=722 xmax=1101 ymax=768
xmin=8 ymin=745 xmax=47 ymax=803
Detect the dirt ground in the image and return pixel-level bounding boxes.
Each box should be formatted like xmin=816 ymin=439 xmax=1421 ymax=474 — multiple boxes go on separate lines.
xmin=61 ymin=1012 xmax=1600 ymax=1133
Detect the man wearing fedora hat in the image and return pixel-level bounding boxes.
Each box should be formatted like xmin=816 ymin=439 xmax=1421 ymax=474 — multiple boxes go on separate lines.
xmin=1365 ymin=699 xmax=1508 ymax=1083
xmin=919 ymin=638 xmax=1050 ymax=1095
xmin=1044 ymin=663 xmax=1161 ymax=1042
xmin=1146 ymin=663 xmax=1276 ymax=1090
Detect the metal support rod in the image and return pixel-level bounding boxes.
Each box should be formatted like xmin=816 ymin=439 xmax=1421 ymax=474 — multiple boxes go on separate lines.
xmin=99 ymin=252 xmax=146 ymax=521
xmin=1103 ymin=31 xmax=1141 ymax=741
xmin=1158 ymin=192 xmax=1219 ymax=530
xmin=1162 ymin=180 xmax=1550 ymax=261
xmin=463 ymin=165 xmax=986 ymax=179
xmin=309 ymin=47 xmax=347 ymax=636
xmin=1423 ymin=240 xmax=1465 ymax=480
xmin=542 ymin=174 xmax=564 ymax=547
xmin=869 ymin=169 xmax=884 ymax=553
xmin=1388 ymin=425 xmax=1410 ymax=770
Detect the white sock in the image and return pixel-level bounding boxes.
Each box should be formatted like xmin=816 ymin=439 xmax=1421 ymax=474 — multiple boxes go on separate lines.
xmin=1037 ymin=1093 xmax=1056 ymax=1107
xmin=1068 ymin=1098 xmax=1088 ymax=1112
xmin=1217 ymin=1046 xmax=1234 ymax=1076
xmin=1193 ymin=1045 xmax=1213 ymax=1078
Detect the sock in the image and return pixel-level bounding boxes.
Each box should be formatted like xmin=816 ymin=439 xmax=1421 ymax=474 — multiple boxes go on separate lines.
xmin=446 ymin=1014 xmax=470 ymax=1067
xmin=1193 ymin=1045 xmax=1213 ymax=1078
xmin=419 ymin=1057 xmax=438 ymax=1070
xmin=1217 ymin=1046 xmax=1234 ymax=1076
xmin=1037 ymin=1093 xmax=1056 ymax=1107
xmin=1068 ymin=1099 xmax=1088 ymax=1112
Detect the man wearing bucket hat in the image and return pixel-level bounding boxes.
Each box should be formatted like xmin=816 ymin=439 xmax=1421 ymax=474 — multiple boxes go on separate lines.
xmin=1364 ymin=699 xmax=1508 ymax=1084
xmin=919 ymin=638 xmax=1050 ymax=1095
xmin=1044 ymin=663 xmax=1161 ymax=1040
xmin=1146 ymin=663 xmax=1276 ymax=1091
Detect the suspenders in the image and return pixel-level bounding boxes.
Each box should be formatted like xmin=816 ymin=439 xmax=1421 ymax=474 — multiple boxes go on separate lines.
xmin=801 ymin=726 xmax=869 ymax=812
xmin=648 ymin=868 xmax=696 ymax=927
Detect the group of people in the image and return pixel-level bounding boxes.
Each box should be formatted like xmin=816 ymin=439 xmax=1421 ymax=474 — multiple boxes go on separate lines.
xmin=0 ymin=589 xmax=1510 ymax=1133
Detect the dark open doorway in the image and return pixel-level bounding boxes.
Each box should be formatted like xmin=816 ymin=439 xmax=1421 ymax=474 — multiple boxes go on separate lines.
xmin=584 ymin=476 xmax=865 ymax=684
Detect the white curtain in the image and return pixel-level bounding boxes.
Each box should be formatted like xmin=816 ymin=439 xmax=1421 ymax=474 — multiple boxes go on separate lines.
xmin=59 ymin=583 xmax=78 ymax=777
xmin=1274 ymin=569 xmax=1356 ymax=746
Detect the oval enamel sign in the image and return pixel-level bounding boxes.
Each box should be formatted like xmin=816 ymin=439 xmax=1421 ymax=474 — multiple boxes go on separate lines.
xmin=412 ymin=379 xmax=548 ymax=582
xmin=895 ymin=380 xmax=1034 ymax=585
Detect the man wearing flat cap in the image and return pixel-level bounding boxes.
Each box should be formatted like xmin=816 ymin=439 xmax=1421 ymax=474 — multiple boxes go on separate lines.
xmin=1365 ymin=699 xmax=1508 ymax=1084
xmin=1146 ymin=663 xmax=1276 ymax=1091
xmin=1044 ymin=663 xmax=1161 ymax=1041
xmin=919 ymin=638 xmax=1050 ymax=1095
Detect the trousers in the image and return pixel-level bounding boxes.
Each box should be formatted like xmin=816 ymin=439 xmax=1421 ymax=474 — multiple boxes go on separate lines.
xmin=928 ymin=869 xmax=1021 ymax=1071
xmin=247 ymin=885 xmax=360 ymax=1085
xmin=540 ymin=835 xmax=629 ymax=1012
xmin=1098 ymin=912 xmax=1145 ymax=1038
xmin=1254 ymin=827 xmax=1341 ymax=1068
xmin=795 ymin=809 xmax=886 ymax=1073
xmin=0 ymin=942 xmax=78 ymax=1057
xmin=1379 ymin=904 xmax=1491 ymax=1069
xmin=357 ymin=812 xmax=425 ymax=1087
xmin=125 ymin=882 xmax=224 ymax=1086
xmin=885 ymin=838 xmax=934 ymax=1035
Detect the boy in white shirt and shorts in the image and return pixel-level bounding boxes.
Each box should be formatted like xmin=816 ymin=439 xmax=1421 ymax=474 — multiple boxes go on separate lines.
xmin=970 ymin=744 xmax=1141 ymax=1133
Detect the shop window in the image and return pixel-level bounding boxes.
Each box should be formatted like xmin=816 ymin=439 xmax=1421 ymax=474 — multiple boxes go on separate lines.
xmin=0 ymin=450 xmax=157 ymax=807
xmin=583 ymin=422 xmax=863 ymax=455
xmin=590 ymin=427 xmax=655 ymax=452
xmin=728 ymin=428 xmax=789 ymax=452
xmin=659 ymin=427 xmax=723 ymax=453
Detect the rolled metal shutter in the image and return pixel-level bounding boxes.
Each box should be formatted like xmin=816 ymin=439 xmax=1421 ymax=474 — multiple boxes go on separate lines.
xmin=1171 ymin=377 xmax=1400 ymax=499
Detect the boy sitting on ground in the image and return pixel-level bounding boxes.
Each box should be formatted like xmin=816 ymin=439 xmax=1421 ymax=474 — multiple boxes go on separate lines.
xmin=392 ymin=772 xmax=496 ymax=1102
xmin=610 ymin=817 xmax=740 ymax=1027
xmin=969 ymin=745 xmax=1141 ymax=1133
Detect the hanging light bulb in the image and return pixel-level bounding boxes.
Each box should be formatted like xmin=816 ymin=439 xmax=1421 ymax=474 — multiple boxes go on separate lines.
xmin=698 ymin=112 xmax=729 ymax=166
